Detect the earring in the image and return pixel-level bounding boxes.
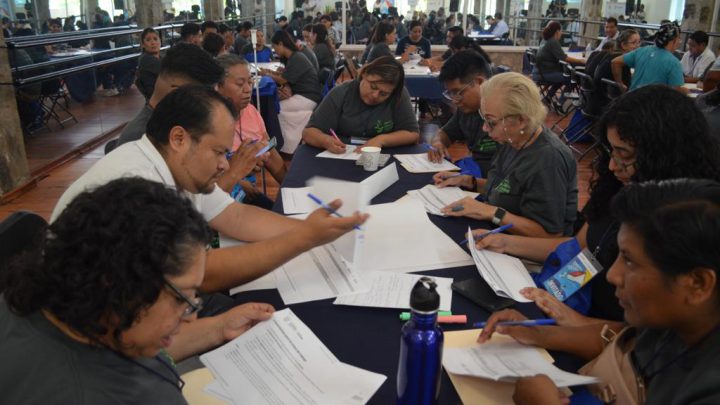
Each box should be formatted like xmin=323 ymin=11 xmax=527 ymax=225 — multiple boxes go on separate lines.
xmin=520 ymin=129 xmax=525 ymax=135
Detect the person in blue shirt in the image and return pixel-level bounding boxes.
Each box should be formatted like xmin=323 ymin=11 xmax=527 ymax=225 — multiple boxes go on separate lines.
xmin=240 ymin=28 xmax=273 ymax=63
xmin=395 ymin=20 xmax=432 ymax=62
xmin=611 ymin=22 xmax=686 ymax=93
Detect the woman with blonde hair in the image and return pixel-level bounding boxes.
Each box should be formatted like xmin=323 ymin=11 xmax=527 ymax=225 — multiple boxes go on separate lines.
xmin=434 ymin=72 xmax=578 ymax=237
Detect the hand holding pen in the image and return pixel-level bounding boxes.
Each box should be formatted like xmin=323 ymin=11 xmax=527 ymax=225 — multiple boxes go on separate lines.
xmin=432 ymin=171 xmax=470 ymax=189
xmin=424 ymin=143 xmax=450 ymax=164
xmin=326 ymin=129 xmax=347 ymax=154
xmin=307 ymin=193 xmax=364 ymax=231
xmin=477 ymin=309 xmax=555 ymax=345
xmin=459 ymin=223 xmax=513 ymax=246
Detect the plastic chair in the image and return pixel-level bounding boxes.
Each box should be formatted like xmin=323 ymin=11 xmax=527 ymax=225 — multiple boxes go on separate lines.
xmin=600 ymin=78 xmax=625 ymax=101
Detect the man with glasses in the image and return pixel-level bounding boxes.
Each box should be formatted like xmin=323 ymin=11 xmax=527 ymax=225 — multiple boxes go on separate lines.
xmin=427 ymin=50 xmax=497 ymax=175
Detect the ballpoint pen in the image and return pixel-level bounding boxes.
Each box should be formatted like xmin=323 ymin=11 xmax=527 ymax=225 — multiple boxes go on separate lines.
xmin=459 ymin=223 xmax=514 ymax=245
xmin=306 ymin=193 xmax=363 ymax=231
xmin=473 ymin=319 xmax=557 ymax=328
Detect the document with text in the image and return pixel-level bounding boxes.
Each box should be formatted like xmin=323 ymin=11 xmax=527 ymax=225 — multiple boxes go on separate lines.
xmin=333 ymin=272 xmax=453 ymax=311
xmin=316 ymin=145 xmax=360 ymax=160
xmin=200 ymin=309 xmax=386 ymax=405
xmin=407 ymin=185 xmax=467 ymax=216
xmin=394 ymin=153 xmax=460 ymax=173
xmin=280 ymin=186 xmax=315 ymax=214
xmin=275 ymin=244 xmax=367 ymax=305
xmin=443 ymin=340 xmax=598 ymax=387
xmin=468 ymin=227 xmax=534 ymax=302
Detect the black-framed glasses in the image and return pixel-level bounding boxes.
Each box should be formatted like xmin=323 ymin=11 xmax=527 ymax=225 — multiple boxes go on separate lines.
xmin=164 ymin=280 xmax=203 ymax=318
xmin=601 ymin=143 xmax=636 ymax=170
xmin=442 ymin=80 xmax=474 ymax=101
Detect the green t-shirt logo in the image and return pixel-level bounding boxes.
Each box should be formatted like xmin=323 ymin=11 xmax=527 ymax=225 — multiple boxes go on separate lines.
xmin=495 ymin=178 xmax=511 ymax=194
xmin=374 ymin=120 xmax=393 ymax=134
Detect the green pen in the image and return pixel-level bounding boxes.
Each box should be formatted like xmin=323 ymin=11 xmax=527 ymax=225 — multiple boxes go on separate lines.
xmin=399 ymin=311 xmax=452 ymax=321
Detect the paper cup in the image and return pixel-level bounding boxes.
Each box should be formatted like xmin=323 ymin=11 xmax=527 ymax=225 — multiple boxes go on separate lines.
xmin=361 ymin=146 xmax=381 ymax=171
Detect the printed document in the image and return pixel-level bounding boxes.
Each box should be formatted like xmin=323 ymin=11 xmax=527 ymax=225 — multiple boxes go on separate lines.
xmin=354 ymin=200 xmax=473 ymax=273
xmin=443 ymin=340 xmax=598 ymax=387
xmin=407 ymin=184 xmax=466 ymax=216
xmin=316 ymin=145 xmax=360 ymax=160
xmin=280 ymin=186 xmax=315 ymax=214
xmin=468 ymin=227 xmax=534 ymax=302
xmin=200 ymin=309 xmax=386 ymax=405
xmin=333 ymin=272 xmax=453 ymax=311
xmin=274 ymin=244 xmax=367 ymax=305
xmin=394 ymin=153 xmax=460 ymax=173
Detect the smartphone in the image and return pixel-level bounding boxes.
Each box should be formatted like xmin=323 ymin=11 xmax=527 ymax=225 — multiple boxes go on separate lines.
xmin=254 ymin=137 xmax=277 ymax=157
xmin=451 ymin=277 xmax=515 ymax=312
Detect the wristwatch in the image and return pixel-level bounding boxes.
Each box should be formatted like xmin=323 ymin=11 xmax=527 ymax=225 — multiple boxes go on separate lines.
xmin=491 ymin=207 xmax=507 ymax=225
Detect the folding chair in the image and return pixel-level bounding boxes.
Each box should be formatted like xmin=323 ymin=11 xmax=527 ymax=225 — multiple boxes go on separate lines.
xmin=562 ymin=71 xmax=602 ymax=160
xmin=526 ymin=48 xmax=562 ymax=113
xmin=600 ymin=78 xmax=625 ymax=101
xmin=39 ymin=78 xmax=78 ymax=129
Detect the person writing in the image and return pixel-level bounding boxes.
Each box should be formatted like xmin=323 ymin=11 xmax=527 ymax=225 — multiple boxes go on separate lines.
xmin=479 ymin=179 xmax=720 ymax=405
xmin=302 ymin=56 xmax=420 ymax=153
xmin=0 ymin=178 xmax=275 ymax=403
xmin=474 ymin=85 xmax=720 ymax=323
xmin=434 ymin=72 xmax=578 ymax=237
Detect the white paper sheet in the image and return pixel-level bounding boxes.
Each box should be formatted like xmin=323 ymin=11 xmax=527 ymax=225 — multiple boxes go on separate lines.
xmin=443 ymin=341 xmax=599 ymax=388
xmin=275 ymin=244 xmax=367 ymax=304
xmin=316 ymin=145 xmax=360 ymax=160
xmin=203 ymin=380 xmax=234 ymax=404
xmin=200 ymin=309 xmax=386 ymax=405
xmin=467 ymin=227 xmax=534 ymax=302
xmin=333 ymin=272 xmax=453 ymax=311
xmin=280 ymin=186 xmax=315 ymax=214
xmin=354 ymin=200 xmax=473 ymax=273
xmin=394 ymin=153 xmax=461 ymax=173
xmin=407 ymin=184 xmax=467 ymax=216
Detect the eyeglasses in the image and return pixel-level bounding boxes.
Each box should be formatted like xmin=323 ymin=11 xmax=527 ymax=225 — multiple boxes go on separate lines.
xmin=602 ymin=143 xmax=636 ymax=170
xmin=478 ymin=111 xmax=514 ymax=131
xmin=164 ymin=280 xmax=203 ymax=318
xmin=365 ymin=79 xmax=392 ymax=98
xmin=442 ymin=81 xmax=474 ymax=101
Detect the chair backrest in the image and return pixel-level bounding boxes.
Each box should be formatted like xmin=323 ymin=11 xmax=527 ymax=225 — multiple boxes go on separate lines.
xmin=333 ymin=64 xmax=346 ymax=82
xmin=318 ymin=67 xmax=334 ymax=97
xmin=601 ymin=78 xmax=625 ymax=101
xmin=574 ymin=71 xmax=595 ymax=112
xmin=492 ymin=64 xmax=511 ymax=75
xmin=0 ymin=211 xmax=47 ymax=277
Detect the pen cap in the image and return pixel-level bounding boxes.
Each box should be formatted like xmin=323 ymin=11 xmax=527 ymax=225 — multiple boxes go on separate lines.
xmin=409 ymin=277 xmax=440 ymax=312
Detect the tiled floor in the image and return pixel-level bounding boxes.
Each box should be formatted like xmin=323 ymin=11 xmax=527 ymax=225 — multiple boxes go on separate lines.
xmin=0 ymin=85 xmax=594 ymax=223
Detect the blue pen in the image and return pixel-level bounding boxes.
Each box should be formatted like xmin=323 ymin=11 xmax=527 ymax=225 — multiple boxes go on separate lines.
xmin=473 ymin=319 xmax=557 ymax=328
xmin=459 ymin=223 xmax=514 ymax=245
xmin=306 ymin=193 xmax=363 ymax=231
xmin=423 ymin=143 xmax=437 ymax=152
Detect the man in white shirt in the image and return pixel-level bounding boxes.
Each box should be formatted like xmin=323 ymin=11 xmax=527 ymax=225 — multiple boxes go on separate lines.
xmin=594 ymin=17 xmax=619 ymax=53
xmin=53 ymin=85 xmax=367 ymax=293
xmin=681 ymin=30 xmax=716 ymax=83
xmin=490 ymin=12 xmax=509 ymax=37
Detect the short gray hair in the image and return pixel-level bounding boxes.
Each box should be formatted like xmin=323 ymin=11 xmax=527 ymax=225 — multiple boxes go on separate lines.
xmin=215 ymin=53 xmax=248 ymax=84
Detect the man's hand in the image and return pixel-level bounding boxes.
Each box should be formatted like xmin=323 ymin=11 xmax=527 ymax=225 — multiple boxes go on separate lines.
xmin=217 ymin=302 xmax=275 ymax=342
xmin=301 ymin=199 xmax=369 ymax=247
xmin=228 ymin=141 xmax=266 ymax=179
xmin=427 ymin=142 xmax=450 ymax=163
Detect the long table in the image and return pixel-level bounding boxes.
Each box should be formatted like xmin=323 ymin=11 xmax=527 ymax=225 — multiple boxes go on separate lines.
xmin=230 ymin=144 xmax=558 ymax=403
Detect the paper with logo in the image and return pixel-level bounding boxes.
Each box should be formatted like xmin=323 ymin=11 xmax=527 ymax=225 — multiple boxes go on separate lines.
xmin=543 ymin=248 xmax=603 ymax=302
xmin=200 ymin=309 xmax=386 ymax=405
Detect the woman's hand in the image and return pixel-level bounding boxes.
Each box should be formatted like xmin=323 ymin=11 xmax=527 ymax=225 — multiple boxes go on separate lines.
xmin=323 ymin=135 xmax=347 ymax=154
xmin=519 ymin=287 xmax=592 ymax=327
xmin=432 ymin=172 xmax=471 ymax=189
xmin=441 ymin=197 xmax=495 ymax=221
xmin=217 ymin=302 xmax=275 ymax=342
xmin=513 ymin=375 xmax=567 ymax=405
xmin=474 ymin=232 xmax=510 ymax=253
xmin=427 ymin=142 xmax=450 ymax=163
xmin=476 ymin=309 xmax=551 ymax=347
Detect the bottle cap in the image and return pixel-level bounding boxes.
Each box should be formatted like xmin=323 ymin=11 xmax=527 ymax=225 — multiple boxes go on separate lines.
xmin=409 ymin=277 xmax=440 ymax=312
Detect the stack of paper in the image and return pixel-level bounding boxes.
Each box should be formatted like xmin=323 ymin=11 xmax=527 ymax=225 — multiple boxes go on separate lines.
xmin=354 ymin=200 xmax=473 ymax=273
xmin=467 ymin=227 xmax=534 ymax=302
xmin=394 ymin=153 xmax=460 ymax=173
xmin=407 ymin=185 xmax=466 ymax=216
xmin=443 ymin=337 xmax=598 ymax=387
xmin=200 ymin=309 xmax=386 ymax=405
xmin=274 ymin=244 xmax=366 ymax=305
xmin=316 ymin=146 xmax=359 ymax=160
xmin=333 ymin=272 xmax=453 ymax=311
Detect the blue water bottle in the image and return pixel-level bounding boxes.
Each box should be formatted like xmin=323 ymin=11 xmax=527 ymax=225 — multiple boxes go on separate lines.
xmin=397 ymin=277 xmax=444 ymax=405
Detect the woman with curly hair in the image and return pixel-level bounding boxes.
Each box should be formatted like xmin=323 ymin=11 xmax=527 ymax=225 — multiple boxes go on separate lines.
xmin=475 ymin=85 xmax=720 ymax=324
xmin=0 ymin=178 xmax=274 ymax=404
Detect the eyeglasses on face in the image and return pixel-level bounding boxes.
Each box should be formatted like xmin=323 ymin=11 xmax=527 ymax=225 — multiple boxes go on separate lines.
xmin=442 ymin=80 xmax=474 ymax=101
xmin=601 ymin=143 xmax=636 ymax=170
xmin=164 ymin=280 xmax=203 ymax=318
xmin=478 ymin=111 xmax=515 ymax=131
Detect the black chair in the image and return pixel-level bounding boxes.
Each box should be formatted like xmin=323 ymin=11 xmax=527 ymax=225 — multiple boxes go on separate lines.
xmin=39 ymin=78 xmax=78 ymax=129
xmin=491 ymin=64 xmax=511 ymax=75
xmin=526 ymin=48 xmax=561 ymax=112
xmin=318 ymin=67 xmax=334 ymax=97
xmin=0 ymin=211 xmax=47 ymax=278
xmin=560 ymin=70 xmax=601 ymax=160
xmin=601 ymin=78 xmax=625 ymax=101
